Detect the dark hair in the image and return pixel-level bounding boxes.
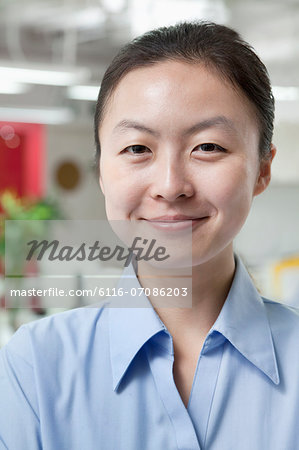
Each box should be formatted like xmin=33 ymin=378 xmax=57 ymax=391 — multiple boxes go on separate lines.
xmin=94 ymin=21 xmax=275 ymax=163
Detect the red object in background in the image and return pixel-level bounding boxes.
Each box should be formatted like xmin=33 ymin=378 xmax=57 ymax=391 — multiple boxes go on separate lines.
xmin=0 ymin=123 xmax=45 ymax=309
xmin=0 ymin=122 xmax=45 ymax=203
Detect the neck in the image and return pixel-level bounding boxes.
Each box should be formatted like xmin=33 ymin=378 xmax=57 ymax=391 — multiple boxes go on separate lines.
xmin=136 ymin=245 xmax=236 ymax=350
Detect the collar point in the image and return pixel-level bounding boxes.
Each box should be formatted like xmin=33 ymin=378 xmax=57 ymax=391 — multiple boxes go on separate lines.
xmin=112 ymin=378 xmax=121 ymax=392
xmin=270 ymin=372 xmax=280 ymax=386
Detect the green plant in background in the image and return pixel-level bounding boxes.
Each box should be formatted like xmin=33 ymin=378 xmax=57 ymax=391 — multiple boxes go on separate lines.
xmin=0 ymin=190 xmax=62 ymax=328
xmin=0 ymin=190 xmax=62 ymax=262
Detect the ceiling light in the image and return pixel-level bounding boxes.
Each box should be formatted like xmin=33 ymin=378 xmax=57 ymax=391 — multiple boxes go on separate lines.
xmin=0 ymin=81 xmax=30 ymax=95
xmin=0 ymin=107 xmax=74 ymax=125
xmin=101 ymin=0 xmax=126 ymax=14
xmin=129 ymin=0 xmax=229 ymax=36
xmin=272 ymin=86 xmax=299 ymax=101
xmin=67 ymin=85 xmax=100 ymax=101
xmin=0 ymin=64 xmax=90 ymax=87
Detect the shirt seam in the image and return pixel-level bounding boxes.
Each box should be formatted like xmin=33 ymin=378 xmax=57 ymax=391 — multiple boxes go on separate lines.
xmin=144 ymin=346 xmax=180 ymax=450
xmin=0 ymin=436 xmax=9 ymax=449
xmin=262 ymin=298 xmax=299 ymax=309
xmin=25 ymin=325 xmax=42 ymax=424
xmin=202 ymin=343 xmax=226 ymax=448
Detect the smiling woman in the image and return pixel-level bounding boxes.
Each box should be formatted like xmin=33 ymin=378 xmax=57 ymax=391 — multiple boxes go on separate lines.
xmin=98 ymin=60 xmax=267 ymax=268
xmin=1 ymin=21 xmax=299 ymax=450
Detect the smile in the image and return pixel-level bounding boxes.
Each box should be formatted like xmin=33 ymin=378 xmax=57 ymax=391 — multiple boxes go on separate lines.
xmin=143 ymin=217 xmax=209 ymax=232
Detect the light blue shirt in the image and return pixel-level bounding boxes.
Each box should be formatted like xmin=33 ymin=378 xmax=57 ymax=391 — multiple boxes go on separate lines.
xmin=1 ymin=254 xmax=299 ymax=450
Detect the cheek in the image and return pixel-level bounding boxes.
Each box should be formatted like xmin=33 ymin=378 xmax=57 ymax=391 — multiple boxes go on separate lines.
xmin=206 ymin=161 xmax=257 ymax=224
xmin=100 ymin=161 xmax=145 ymax=216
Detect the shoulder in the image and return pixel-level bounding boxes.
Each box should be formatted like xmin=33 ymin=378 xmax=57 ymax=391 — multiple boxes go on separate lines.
xmin=1 ymin=300 xmax=110 ymax=365
xmin=262 ymin=297 xmax=299 ymax=355
xmin=262 ymin=297 xmax=299 ymax=328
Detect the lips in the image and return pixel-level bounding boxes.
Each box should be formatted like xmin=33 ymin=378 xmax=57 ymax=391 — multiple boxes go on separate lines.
xmin=141 ymin=215 xmax=209 ymax=231
xmin=146 ymin=215 xmax=204 ymax=221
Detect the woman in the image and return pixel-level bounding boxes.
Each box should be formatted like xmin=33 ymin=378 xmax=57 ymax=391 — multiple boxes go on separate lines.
xmin=1 ymin=21 xmax=299 ymax=450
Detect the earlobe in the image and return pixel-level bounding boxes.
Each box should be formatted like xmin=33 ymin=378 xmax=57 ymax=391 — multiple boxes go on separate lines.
xmin=253 ymin=144 xmax=277 ymax=196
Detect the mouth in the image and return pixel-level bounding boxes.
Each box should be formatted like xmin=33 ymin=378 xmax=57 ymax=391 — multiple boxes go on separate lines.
xmin=141 ymin=216 xmax=209 ymax=231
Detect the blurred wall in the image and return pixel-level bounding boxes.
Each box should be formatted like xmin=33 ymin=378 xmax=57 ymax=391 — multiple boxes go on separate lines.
xmin=46 ymin=123 xmax=106 ymax=220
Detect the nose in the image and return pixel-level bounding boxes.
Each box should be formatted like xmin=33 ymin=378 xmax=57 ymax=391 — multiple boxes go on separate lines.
xmin=149 ymin=156 xmax=194 ymax=201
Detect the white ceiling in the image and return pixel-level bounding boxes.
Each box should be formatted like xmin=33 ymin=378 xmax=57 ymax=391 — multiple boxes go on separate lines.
xmin=0 ymin=0 xmax=299 ymax=182
xmin=0 ymin=0 xmax=298 ymax=79
xmin=0 ymin=0 xmax=298 ymax=113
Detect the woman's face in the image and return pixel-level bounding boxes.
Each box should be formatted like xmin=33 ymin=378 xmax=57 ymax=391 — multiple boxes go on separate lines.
xmin=98 ymin=60 xmax=275 ymax=266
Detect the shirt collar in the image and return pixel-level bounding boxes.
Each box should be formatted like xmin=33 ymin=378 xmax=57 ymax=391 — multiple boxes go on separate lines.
xmin=206 ymin=254 xmax=279 ymax=385
xmin=109 ymin=254 xmax=279 ymax=391
xmin=108 ymin=261 xmax=168 ymax=391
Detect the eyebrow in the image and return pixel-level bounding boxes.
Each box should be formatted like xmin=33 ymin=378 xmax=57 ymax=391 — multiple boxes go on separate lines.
xmin=112 ymin=116 xmax=238 ymax=137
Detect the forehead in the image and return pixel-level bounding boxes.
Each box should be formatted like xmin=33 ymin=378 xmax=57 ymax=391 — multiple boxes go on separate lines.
xmin=100 ymin=60 xmax=259 ymax=141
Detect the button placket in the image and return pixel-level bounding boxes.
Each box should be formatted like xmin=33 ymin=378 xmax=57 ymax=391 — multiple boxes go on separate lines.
xmin=145 ymin=343 xmax=201 ymax=450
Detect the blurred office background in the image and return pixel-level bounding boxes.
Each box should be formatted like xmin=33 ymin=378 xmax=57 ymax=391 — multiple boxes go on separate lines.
xmin=1 ymin=0 xmax=299 ymax=345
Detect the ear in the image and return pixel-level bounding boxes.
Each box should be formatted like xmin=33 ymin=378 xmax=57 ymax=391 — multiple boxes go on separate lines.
xmin=253 ymin=144 xmax=277 ymax=197
xmin=99 ymin=173 xmax=105 ymax=196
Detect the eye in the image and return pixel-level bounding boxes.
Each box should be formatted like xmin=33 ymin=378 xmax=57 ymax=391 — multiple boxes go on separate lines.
xmin=193 ymin=143 xmax=226 ymax=153
xmin=123 ymin=145 xmax=151 ymax=155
